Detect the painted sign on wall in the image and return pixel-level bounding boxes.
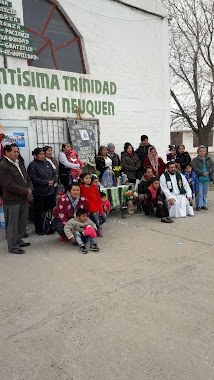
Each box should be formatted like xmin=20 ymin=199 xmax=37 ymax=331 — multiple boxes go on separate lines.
xmin=0 ymin=0 xmax=37 ymax=60
xmin=0 ymin=67 xmax=117 ymax=117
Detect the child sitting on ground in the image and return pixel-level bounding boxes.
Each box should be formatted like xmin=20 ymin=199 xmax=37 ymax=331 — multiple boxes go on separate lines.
xmin=80 ymin=173 xmax=103 ymax=236
xmin=64 ymin=208 xmax=99 ymax=254
xmin=67 ymin=149 xmax=83 ymax=181
xmin=183 ymin=164 xmax=199 ymax=201
xmin=100 ymin=192 xmax=111 ymax=214
xmin=99 ymin=191 xmax=111 ymax=225
xmin=144 ymin=177 xmax=173 ymax=223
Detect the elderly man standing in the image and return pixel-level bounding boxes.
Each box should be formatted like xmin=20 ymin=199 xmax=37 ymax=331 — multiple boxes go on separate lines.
xmin=160 ymin=161 xmax=194 ymax=218
xmin=0 ymin=144 xmax=32 ymax=254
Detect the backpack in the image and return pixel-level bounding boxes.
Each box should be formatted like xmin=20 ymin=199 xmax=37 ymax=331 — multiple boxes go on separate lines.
xmin=42 ymin=210 xmax=55 ymax=235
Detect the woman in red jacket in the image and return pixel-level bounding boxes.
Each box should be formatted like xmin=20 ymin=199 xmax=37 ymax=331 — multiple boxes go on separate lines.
xmin=80 ymin=173 xmax=103 ymax=237
xmin=143 ymin=146 xmax=166 ymax=177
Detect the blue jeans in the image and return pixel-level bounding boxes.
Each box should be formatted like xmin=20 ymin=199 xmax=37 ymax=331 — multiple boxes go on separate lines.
xmin=99 ymin=213 xmax=107 ymax=225
xmin=196 ymin=181 xmax=210 ymax=208
xmin=90 ymin=212 xmax=101 ymax=230
xmin=52 ymin=217 xmax=65 ymax=236
xmin=74 ymin=231 xmax=96 ymax=246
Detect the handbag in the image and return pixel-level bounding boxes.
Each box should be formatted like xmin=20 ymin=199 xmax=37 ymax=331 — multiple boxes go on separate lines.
xmin=42 ymin=210 xmax=55 ymax=235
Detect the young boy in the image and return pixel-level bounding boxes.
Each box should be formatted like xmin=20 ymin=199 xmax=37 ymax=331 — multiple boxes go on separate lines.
xmin=183 ymin=164 xmax=199 ymax=200
xmin=144 ymin=177 xmax=173 ymax=223
xmin=64 ymin=208 xmax=99 ymax=254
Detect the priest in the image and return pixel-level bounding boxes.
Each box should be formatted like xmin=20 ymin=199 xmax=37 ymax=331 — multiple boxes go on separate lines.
xmin=160 ymin=161 xmax=194 ymax=218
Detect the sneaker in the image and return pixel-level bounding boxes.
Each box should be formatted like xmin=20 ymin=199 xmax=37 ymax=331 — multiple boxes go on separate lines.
xmin=90 ymin=243 xmax=100 ymax=252
xmin=196 ymin=207 xmax=201 ymax=211
xmin=60 ymin=236 xmax=67 ymax=243
xmin=79 ymin=245 xmax=88 ymax=254
xmin=202 ymin=206 xmax=208 ymax=210
xmin=97 ymin=229 xmax=103 ymax=237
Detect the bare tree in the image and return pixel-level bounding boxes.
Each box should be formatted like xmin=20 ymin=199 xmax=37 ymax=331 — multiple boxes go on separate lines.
xmin=162 ymin=0 xmax=214 ymax=146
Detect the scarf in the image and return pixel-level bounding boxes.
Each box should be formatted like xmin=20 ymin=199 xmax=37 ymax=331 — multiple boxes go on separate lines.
xmin=4 ymin=156 xmax=26 ymax=182
xmin=148 ymin=147 xmax=159 ymax=175
xmin=164 ymin=172 xmax=186 ymax=195
xmin=46 ymin=157 xmax=56 ymax=170
xmin=66 ymin=192 xmax=80 ymax=212
xmin=148 ymin=185 xmax=158 ymax=200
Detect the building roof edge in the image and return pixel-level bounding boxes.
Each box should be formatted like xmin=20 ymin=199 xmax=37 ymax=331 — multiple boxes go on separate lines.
xmin=111 ymin=0 xmax=168 ymax=18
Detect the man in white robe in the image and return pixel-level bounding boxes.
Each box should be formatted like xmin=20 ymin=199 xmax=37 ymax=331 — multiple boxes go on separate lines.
xmin=160 ymin=162 xmax=194 ymax=218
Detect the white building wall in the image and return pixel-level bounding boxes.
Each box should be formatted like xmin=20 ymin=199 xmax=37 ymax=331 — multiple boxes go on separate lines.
xmin=0 ymin=0 xmax=170 ymax=162
xmin=182 ymin=131 xmax=214 ymax=156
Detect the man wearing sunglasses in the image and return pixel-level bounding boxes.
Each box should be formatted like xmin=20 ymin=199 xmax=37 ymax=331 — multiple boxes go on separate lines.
xmin=0 ymin=144 xmax=32 ymax=254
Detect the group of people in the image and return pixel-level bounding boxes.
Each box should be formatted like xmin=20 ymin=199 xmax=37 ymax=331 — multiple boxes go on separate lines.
xmin=0 ymin=135 xmax=214 ymax=255
xmin=138 ymin=143 xmax=214 ymax=221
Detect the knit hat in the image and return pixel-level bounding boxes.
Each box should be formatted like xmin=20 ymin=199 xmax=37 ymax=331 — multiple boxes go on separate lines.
xmin=197 ymin=145 xmax=207 ymax=153
xmin=107 ymin=143 xmax=115 ymax=150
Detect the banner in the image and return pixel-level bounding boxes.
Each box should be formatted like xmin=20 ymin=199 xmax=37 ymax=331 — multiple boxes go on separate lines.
xmin=67 ymin=119 xmax=97 ymax=165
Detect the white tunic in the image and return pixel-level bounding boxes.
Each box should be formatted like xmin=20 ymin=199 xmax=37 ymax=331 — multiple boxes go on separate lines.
xmin=160 ymin=172 xmax=194 ymax=218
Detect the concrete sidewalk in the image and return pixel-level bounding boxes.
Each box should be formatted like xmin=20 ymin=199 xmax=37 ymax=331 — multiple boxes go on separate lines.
xmin=0 ymin=193 xmax=214 ymax=380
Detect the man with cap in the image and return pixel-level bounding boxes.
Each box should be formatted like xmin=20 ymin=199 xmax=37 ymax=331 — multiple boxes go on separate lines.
xmin=107 ymin=143 xmax=121 ymax=167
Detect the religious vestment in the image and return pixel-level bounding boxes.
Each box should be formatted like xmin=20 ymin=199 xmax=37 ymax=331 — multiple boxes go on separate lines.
xmin=160 ymin=171 xmax=194 ymax=218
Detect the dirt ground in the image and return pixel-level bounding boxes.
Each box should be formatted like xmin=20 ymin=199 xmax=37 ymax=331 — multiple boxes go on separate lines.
xmin=0 ymin=193 xmax=214 ymax=380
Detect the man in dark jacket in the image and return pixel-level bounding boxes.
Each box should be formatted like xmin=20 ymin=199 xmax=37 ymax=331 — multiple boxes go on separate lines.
xmin=0 ymin=144 xmax=32 ymax=254
xmin=135 ymin=135 xmax=152 ymax=178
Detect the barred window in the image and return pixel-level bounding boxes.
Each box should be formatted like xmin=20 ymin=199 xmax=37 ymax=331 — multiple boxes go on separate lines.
xmin=170 ymin=132 xmax=183 ymax=146
xmin=23 ymin=0 xmax=86 ymax=73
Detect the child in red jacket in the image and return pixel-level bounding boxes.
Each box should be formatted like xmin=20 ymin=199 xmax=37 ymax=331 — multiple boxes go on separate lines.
xmin=80 ymin=173 xmax=103 ymax=237
xmin=67 ymin=149 xmax=83 ymax=181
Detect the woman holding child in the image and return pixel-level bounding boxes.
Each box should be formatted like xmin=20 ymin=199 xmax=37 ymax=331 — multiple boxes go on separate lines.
xmin=143 ymin=177 xmax=173 ymax=223
xmin=52 ymin=182 xmax=88 ymax=243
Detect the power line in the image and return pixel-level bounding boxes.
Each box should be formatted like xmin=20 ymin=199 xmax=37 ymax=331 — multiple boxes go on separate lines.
xmin=61 ymin=0 xmax=156 ymax=22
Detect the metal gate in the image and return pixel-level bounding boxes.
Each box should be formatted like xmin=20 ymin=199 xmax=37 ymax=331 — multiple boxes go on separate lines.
xmin=31 ymin=118 xmax=70 ymax=159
